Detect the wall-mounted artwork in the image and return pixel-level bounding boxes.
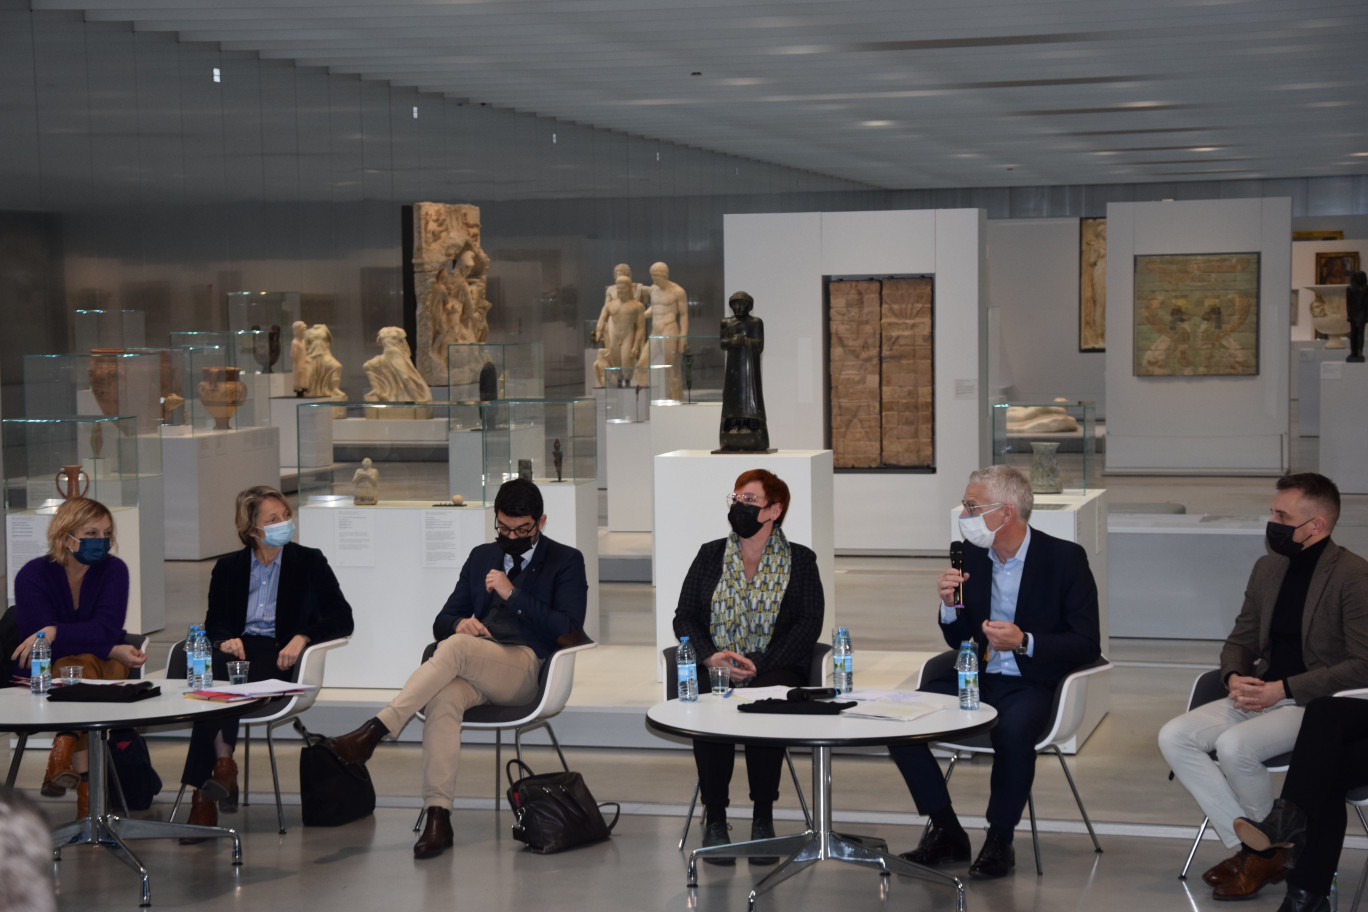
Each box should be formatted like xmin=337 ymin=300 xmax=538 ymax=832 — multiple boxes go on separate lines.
xmin=1133 ymin=253 xmax=1260 ymax=377
xmin=1079 ymin=218 xmax=1107 ymax=352
xmin=1315 ymin=251 xmax=1360 ymax=285
xmin=826 ymin=276 xmax=934 ymax=470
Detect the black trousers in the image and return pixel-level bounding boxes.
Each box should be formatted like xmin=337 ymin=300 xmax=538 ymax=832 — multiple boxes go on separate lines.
xmin=1280 ymin=696 xmax=1368 ymax=896
xmin=888 ymin=670 xmax=1055 ymax=838
xmin=692 ymin=667 xmax=805 ymax=815
xmin=180 ymin=635 xmax=295 ymax=788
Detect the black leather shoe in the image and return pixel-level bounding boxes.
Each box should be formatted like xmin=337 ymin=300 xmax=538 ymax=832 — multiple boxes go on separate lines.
xmin=1235 ymin=799 xmax=1307 ymax=854
xmin=701 ymin=816 xmax=735 ymax=866
xmin=898 ymin=820 xmax=972 ymax=867
xmin=413 ymin=807 xmax=454 ymax=859
xmin=1274 ymin=885 xmax=1331 ymax=912
xmin=749 ymin=818 xmax=778 ymax=866
xmin=968 ymin=832 xmax=1016 ymax=879
xmin=327 ymin=717 xmax=389 ymax=766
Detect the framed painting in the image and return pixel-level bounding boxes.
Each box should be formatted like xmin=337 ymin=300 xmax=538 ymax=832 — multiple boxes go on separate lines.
xmin=1133 ymin=253 xmax=1260 ymax=377
xmin=1079 ymin=217 xmax=1106 ymax=351
xmin=1315 ymin=251 xmax=1359 ymax=285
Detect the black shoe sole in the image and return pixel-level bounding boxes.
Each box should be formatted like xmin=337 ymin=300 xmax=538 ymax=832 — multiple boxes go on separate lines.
xmin=749 ymin=856 xmax=779 ymax=866
xmin=898 ymin=851 xmax=972 ymax=868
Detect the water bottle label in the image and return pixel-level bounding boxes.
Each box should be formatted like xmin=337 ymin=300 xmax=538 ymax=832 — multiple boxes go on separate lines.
xmin=681 ymin=665 xmax=696 ymax=685
xmin=33 ymin=657 xmax=49 ymax=678
xmin=958 ymin=671 xmax=977 ymax=691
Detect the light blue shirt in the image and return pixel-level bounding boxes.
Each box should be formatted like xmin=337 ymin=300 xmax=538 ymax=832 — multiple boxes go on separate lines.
xmin=939 ymin=526 xmax=1036 ymax=676
xmin=503 ymin=537 xmax=539 ymax=578
xmin=245 ymin=548 xmax=283 ymax=637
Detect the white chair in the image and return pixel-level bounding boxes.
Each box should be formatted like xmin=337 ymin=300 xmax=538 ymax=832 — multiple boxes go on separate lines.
xmin=412 ymin=635 xmax=597 ymax=832
xmin=168 ymin=636 xmax=350 ymax=833
xmin=916 ymin=649 xmax=1112 ymax=875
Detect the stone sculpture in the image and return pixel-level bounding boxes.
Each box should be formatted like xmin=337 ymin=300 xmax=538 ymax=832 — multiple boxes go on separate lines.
xmin=595 ymin=275 xmax=646 ymax=385
xmin=303 ymin=324 xmax=346 ymax=410
xmin=592 ymin=347 xmax=610 ymax=388
xmin=637 ymin=261 xmax=689 ymax=396
xmin=363 ymin=326 xmax=432 ymax=404
xmin=352 ymin=457 xmax=379 ymax=505
xmin=1005 ymin=405 xmax=1080 ymax=434
xmin=1347 ymin=270 xmax=1367 ymax=363
xmin=518 ymin=458 xmax=534 ymax=481
xmin=413 ymin=202 xmax=492 ymax=385
xmin=595 ymin=264 xmax=646 ymax=344
xmin=717 ymin=291 xmax=771 ymax=453
xmin=291 ymin=321 xmax=311 ymax=396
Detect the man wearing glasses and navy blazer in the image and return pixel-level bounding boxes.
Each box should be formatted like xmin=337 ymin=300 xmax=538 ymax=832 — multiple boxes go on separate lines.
xmin=888 ymin=465 xmax=1101 ymax=879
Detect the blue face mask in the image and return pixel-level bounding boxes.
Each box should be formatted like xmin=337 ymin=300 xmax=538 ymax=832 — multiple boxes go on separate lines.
xmin=260 ymin=519 xmax=295 ymax=547
xmin=70 ymin=536 xmax=110 ymax=565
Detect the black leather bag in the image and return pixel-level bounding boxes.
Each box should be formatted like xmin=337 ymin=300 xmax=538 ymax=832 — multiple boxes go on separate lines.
xmin=108 ymin=728 xmax=163 ymax=811
xmin=504 ymin=759 xmax=619 ymax=854
xmin=294 ymin=719 xmax=375 ymax=827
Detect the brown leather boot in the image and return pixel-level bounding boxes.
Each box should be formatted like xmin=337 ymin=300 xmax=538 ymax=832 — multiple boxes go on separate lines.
xmin=42 ymin=733 xmax=80 ymax=797
xmin=326 ymin=717 xmax=389 ymax=766
xmin=413 ymin=807 xmax=454 ymax=859
xmin=179 ymin=790 xmax=218 ymax=844
xmin=201 ymin=756 xmax=239 ymax=812
xmin=1212 ymin=847 xmax=1288 ymax=900
xmin=76 ymin=780 xmax=89 ymax=819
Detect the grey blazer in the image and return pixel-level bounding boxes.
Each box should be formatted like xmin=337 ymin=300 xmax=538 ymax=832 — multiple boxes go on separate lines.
xmin=1220 ymin=539 xmax=1368 ymax=704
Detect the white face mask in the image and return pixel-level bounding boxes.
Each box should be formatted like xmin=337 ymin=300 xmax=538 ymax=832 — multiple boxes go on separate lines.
xmin=958 ymin=509 xmax=1002 ymax=550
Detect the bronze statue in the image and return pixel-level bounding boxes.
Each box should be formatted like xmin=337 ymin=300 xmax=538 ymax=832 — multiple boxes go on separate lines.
xmin=716 ymin=291 xmax=772 ymax=453
xmin=1348 ymin=270 xmax=1367 ymax=363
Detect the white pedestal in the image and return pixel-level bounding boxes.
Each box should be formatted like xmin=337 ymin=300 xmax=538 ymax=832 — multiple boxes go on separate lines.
xmin=299 ymin=501 xmax=493 ymax=687
xmin=162 ymin=426 xmax=281 ymax=560
xmin=653 ymin=450 xmax=836 ymax=679
xmin=606 ymin=422 xmax=653 ymax=532
xmin=272 ymin=396 xmax=333 ymax=470
xmin=537 ymin=479 xmax=600 ymax=640
xmin=651 ymin=402 xmax=721 ymax=457
xmin=1320 ymin=362 xmax=1368 ymax=493
xmin=592 ymin=388 xmax=608 ymax=489
xmin=1298 ymin=348 xmax=1346 ymax=436
xmin=948 ymin=489 xmax=1110 ymax=752
xmin=268 ymin=373 xmax=292 ymax=398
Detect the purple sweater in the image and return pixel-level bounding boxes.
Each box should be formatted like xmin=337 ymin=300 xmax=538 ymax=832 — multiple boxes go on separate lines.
xmin=14 ymin=555 xmax=130 ymax=662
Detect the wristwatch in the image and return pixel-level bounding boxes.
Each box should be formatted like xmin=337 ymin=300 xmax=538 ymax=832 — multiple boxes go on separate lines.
xmin=1014 ymin=633 xmax=1031 ymax=656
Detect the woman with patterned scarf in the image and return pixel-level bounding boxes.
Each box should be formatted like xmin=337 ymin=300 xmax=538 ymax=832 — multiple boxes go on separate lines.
xmin=673 ymin=468 xmax=824 ymax=865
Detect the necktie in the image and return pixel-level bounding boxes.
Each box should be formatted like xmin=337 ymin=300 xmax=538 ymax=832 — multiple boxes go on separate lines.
xmin=508 ymin=553 xmax=523 ymax=581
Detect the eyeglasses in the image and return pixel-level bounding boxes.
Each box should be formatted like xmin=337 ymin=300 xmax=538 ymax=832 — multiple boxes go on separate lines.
xmin=961 ymin=501 xmax=1005 ymax=516
xmin=496 ymin=521 xmax=538 ymax=538
xmin=727 ymin=492 xmax=768 ymax=508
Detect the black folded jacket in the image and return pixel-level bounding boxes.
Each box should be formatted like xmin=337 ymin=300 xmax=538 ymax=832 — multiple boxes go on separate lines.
xmin=736 ymin=698 xmax=856 ymax=715
xmin=47 ymin=681 xmax=161 ymax=703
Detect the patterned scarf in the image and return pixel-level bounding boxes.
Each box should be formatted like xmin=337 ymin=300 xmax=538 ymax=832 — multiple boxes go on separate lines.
xmin=709 ymin=527 xmax=792 ymax=656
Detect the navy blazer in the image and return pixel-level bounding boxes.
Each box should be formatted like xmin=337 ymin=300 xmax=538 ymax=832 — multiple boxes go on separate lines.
xmin=204 ymin=542 xmax=355 ymax=648
xmin=940 ymin=527 xmax=1101 ymax=686
xmin=432 ymin=535 xmax=588 ymax=660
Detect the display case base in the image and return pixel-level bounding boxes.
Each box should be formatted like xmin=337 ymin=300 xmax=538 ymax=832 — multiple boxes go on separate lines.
xmin=163 ymin=427 xmax=281 ymax=560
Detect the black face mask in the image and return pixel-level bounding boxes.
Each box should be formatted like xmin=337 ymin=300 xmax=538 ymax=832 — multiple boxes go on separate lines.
xmin=496 ymin=530 xmax=537 ymax=557
xmin=727 ymin=502 xmax=766 ymax=539
xmin=1266 ymin=518 xmax=1313 ymax=557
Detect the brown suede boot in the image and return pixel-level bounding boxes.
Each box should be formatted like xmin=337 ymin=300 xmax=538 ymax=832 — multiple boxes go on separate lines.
xmin=201 ymin=756 xmax=240 ymax=812
xmin=179 ymin=790 xmax=218 ymax=844
xmin=42 ymin=733 xmax=80 ymax=797
xmin=76 ymin=780 xmax=89 ymax=819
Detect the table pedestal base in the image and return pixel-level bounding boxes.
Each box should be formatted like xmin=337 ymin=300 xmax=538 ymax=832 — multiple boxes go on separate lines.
xmin=47 ymin=729 xmax=242 ymax=906
xmin=686 ymin=745 xmax=966 ymax=911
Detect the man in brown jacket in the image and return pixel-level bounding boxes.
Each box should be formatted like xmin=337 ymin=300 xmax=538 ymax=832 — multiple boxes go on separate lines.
xmin=1158 ymin=473 xmax=1368 ymax=901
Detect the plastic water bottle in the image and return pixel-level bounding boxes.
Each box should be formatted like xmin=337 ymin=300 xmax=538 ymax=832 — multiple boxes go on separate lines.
xmin=676 ymin=637 xmax=698 ymax=702
xmin=956 ymin=640 xmax=980 ymax=710
xmin=196 ymin=627 xmax=214 ymax=689
xmin=833 ymin=627 xmax=854 ymax=694
xmin=29 ymin=632 xmax=51 ymax=694
xmin=185 ymin=624 xmax=201 ymax=687
xmin=1329 ymin=873 xmax=1338 ymax=912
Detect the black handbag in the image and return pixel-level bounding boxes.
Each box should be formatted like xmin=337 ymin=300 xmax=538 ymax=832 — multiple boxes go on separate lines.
xmin=293 ymin=719 xmax=376 ymax=827
xmin=108 ymin=728 xmax=163 ymax=811
xmin=504 ymin=758 xmax=619 ymax=854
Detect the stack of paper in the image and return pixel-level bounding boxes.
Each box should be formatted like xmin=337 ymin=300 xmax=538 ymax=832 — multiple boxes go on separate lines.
xmin=184 ymin=679 xmax=318 ymax=702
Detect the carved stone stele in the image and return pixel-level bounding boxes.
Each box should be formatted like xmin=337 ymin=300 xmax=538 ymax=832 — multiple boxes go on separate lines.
xmin=413 ymin=202 xmax=491 ymax=385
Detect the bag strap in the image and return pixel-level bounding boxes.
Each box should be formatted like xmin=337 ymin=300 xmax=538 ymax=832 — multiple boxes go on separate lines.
xmin=505 ymin=757 xmax=537 ymax=789
xmin=293 ymin=717 xmax=325 ymax=748
xmin=598 ymin=802 xmax=621 ymax=832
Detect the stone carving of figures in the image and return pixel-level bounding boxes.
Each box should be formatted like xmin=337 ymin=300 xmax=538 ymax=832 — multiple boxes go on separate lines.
xmin=1080 ymin=220 xmax=1107 ymax=350
xmin=413 ymin=202 xmax=492 ymax=385
xmin=638 ymin=261 xmax=689 ymax=397
xmin=595 ymin=276 xmax=646 ymax=386
xmin=304 ymin=323 xmax=346 ymax=406
xmin=353 ymin=457 xmax=379 ymax=505
xmin=364 ymin=326 xmax=432 ymax=403
xmin=592 ymin=347 xmax=610 ymax=388
xmin=291 ymin=320 xmax=311 ymax=396
xmin=717 ymin=291 xmax=770 ymax=452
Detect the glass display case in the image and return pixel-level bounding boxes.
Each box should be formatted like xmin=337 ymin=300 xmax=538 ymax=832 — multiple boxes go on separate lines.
xmin=167 ymin=343 xmax=270 ymax=433
xmin=991 ymin=401 xmax=1097 ymax=494
xmin=23 ymin=351 xmax=164 ymax=438
xmin=648 ymin=334 xmax=724 ymax=406
xmin=74 ymin=308 xmax=145 ymax=351
xmin=226 ymin=291 xmax=299 ymax=377
xmin=446 ymin=341 xmax=544 ymax=400
xmin=481 ymin=398 xmax=596 ymax=487
xmin=602 ymin=368 xmax=648 ymax=422
xmin=3 ymin=416 xmax=140 ymax=515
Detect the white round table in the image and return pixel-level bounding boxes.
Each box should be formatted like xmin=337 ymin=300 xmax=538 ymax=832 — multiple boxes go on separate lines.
xmin=647 ymin=692 xmax=997 ymax=912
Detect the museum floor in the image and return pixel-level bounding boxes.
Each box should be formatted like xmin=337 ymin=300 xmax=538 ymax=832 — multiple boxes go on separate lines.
xmin=8 ymin=418 xmax=1368 ymax=911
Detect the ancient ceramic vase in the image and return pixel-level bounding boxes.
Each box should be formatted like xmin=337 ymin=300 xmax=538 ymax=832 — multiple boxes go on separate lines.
xmin=1029 ymin=441 xmax=1063 ymax=494
xmin=87 ymin=349 xmax=123 ymax=417
xmin=253 ymin=324 xmax=281 ymax=373
xmin=56 ymin=465 xmax=90 ymax=500
xmin=197 ymin=366 xmax=248 ymax=430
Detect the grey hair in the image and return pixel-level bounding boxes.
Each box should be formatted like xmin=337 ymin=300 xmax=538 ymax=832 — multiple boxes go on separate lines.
xmin=968 ymin=465 xmax=1033 ymax=523
xmin=0 ymin=787 xmax=57 ymax=912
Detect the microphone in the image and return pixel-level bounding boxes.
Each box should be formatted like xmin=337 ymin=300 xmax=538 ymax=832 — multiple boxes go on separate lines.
xmin=949 ymin=541 xmax=964 ymax=607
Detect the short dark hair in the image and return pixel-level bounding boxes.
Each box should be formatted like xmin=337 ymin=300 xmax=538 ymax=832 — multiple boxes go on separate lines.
xmin=1277 ymin=472 xmax=1341 ymax=530
xmin=494 ymin=478 xmax=543 ymax=520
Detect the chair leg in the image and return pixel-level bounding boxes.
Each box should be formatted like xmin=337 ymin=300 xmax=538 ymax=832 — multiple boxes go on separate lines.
xmin=168 ymin=783 xmax=189 ymax=822
xmin=1049 ymin=745 xmax=1103 ymax=854
xmin=1180 ymin=817 xmax=1210 ymax=879
xmin=266 ymin=727 xmax=285 ymax=834
xmin=5 ymin=733 xmax=27 ymax=788
xmin=1352 ymin=806 xmax=1368 ymax=912
xmin=942 ymin=753 xmax=959 ymax=785
xmin=678 ymin=778 xmax=702 ymax=850
xmin=784 ymin=748 xmax=813 ymax=829
xmin=493 ymin=731 xmax=503 ymax=831
xmin=413 ymin=807 xmax=426 ymax=832
xmin=242 ymin=726 xmax=252 ymax=807
xmin=106 ymin=743 xmax=130 ymax=816
xmin=1027 ymin=792 xmax=1043 ymax=876
xmin=542 ymin=723 xmax=570 ymax=773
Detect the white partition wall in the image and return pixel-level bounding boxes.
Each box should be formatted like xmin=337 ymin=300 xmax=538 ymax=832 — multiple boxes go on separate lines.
xmin=1104 ymin=198 xmax=1292 ymax=474
xmin=1320 ymin=363 xmax=1368 ymax=493
xmin=163 ymin=427 xmax=281 ymax=560
xmin=537 ymin=479 xmax=600 ymax=639
xmin=724 ymin=209 xmax=987 ymax=552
